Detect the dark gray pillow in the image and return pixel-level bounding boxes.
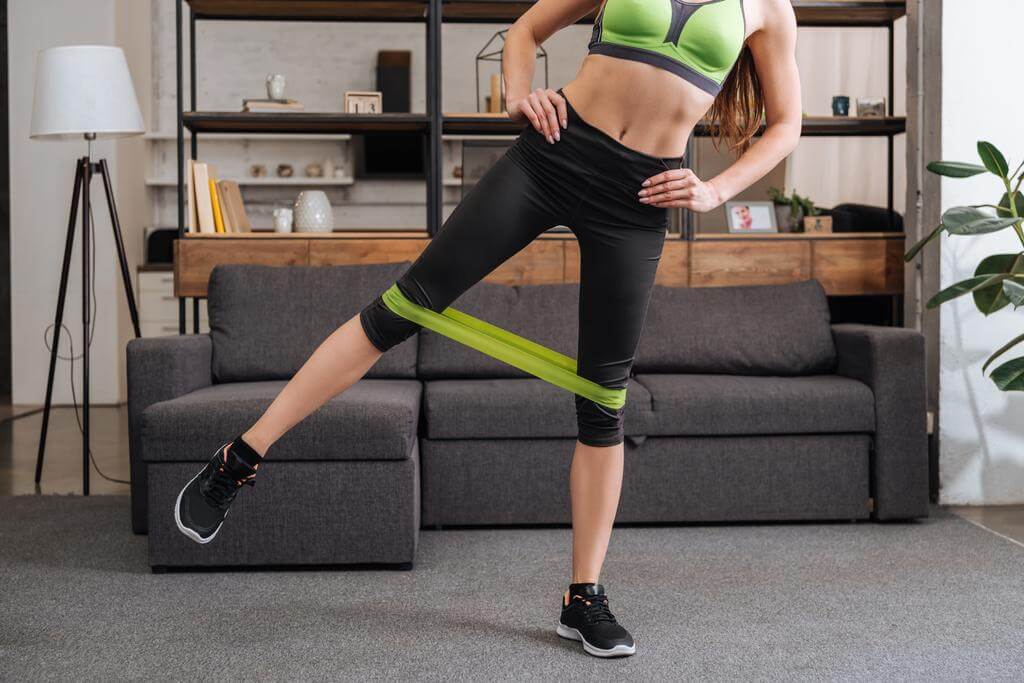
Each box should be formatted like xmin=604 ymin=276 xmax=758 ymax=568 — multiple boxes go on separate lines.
xmin=417 ymin=281 xmax=580 ymax=379
xmin=208 ymin=263 xmax=417 ymax=382
xmin=635 ymin=279 xmax=836 ymax=376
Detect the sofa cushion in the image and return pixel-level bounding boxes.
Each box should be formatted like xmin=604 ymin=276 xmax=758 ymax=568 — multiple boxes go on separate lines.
xmin=141 ymin=379 xmax=420 ymax=462
xmin=635 ymin=280 xmax=837 ymax=376
xmin=208 ymin=263 xmax=416 ymax=382
xmin=634 ymin=373 xmax=874 ymax=436
xmin=417 ymin=282 xmax=580 ymax=379
xmin=423 ymin=378 xmax=653 ymax=439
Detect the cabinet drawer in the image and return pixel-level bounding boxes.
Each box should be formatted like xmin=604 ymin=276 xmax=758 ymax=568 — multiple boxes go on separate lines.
xmin=140 ymin=289 xmax=208 ymax=322
xmin=138 ymin=271 xmax=176 ymax=292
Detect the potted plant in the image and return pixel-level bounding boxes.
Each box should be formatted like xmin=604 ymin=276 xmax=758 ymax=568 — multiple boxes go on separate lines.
xmin=768 ymin=187 xmax=820 ymax=232
xmin=905 ymin=140 xmax=1024 ymax=391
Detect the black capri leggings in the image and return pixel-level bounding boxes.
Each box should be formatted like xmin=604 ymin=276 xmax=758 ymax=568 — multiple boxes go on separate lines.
xmin=360 ymin=89 xmax=684 ymax=447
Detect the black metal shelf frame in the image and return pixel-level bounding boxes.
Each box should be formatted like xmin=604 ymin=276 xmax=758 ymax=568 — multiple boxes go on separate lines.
xmin=174 ymin=0 xmax=908 ymax=331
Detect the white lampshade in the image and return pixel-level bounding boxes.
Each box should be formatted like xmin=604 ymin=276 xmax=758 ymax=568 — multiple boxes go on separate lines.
xmin=30 ymin=45 xmax=144 ymax=140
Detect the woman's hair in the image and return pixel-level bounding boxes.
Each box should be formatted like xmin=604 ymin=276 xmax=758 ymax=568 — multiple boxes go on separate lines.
xmin=707 ymin=46 xmax=764 ymax=155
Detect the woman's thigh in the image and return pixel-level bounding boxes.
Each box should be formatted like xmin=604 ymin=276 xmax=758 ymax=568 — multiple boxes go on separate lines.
xmin=574 ymin=212 xmax=667 ymax=389
xmin=397 ymin=150 xmax=573 ymax=312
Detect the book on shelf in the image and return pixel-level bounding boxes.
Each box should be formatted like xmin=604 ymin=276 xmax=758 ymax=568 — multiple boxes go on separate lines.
xmin=242 ymin=98 xmax=304 ymax=113
xmin=209 ymin=177 xmax=225 ymax=233
xmin=191 ymin=161 xmax=216 ymax=233
xmin=217 ymin=180 xmax=252 ymax=232
xmin=185 ymin=162 xmax=253 ymax=234
xmin=185 ymin=159 xmax=199 ymax=232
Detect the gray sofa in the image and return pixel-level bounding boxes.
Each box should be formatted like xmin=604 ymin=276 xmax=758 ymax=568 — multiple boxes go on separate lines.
xmin=128 ymin=263 xmax=928 ymax=569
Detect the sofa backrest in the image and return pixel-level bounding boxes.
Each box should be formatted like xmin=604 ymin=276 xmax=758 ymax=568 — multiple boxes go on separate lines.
xmin=207 ymin=263 xmax=417 ymax=382
xmin=634 ymin=279 xmax=836 ymax=375
xmin=417 ymin=281 xmax=580 ymax=379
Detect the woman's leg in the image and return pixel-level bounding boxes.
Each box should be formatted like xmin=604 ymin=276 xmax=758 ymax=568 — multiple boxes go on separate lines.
xmin=568 ymin=213 xmax=666 ymax=585
xmin=243 ymin=148 xmax=572 ymax=457
xmin=569 ymin=441 xmax=625 ymax=583
xmin=241 ymin=315 xmax=382 ymax=456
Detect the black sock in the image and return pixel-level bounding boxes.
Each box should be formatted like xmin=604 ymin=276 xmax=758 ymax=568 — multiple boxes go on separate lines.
xmin=568 ymin=582 xmax=602 ymax=599
xmin=228 ymin=435 xmax=263 ymax=470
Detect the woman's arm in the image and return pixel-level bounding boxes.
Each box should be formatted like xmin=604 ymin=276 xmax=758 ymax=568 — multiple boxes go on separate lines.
xmin=503 ymin=0 xmax=601 ymax=143
xmin=640 ymin=0 xmax=801 ymax=211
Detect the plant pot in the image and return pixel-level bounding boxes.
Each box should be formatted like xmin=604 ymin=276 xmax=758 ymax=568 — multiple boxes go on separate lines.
xmin=778 ymin=204 xmax=794 ymax=231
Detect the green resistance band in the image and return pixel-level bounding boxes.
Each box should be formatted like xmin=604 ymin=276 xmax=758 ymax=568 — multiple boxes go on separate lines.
xmin=381 ymin=284 xmax=627 ymax=410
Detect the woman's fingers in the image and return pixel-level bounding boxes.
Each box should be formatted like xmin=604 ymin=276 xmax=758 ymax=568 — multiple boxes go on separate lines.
xmin=638 ymin=171 xmax=696 ymax=200
xmin=553 ymin=91 xmax=568 ymax=128
xmin=536 ymin=88 xmax=561 ymax=142
xmin=527 ymin=91 xmax=552 ymax=141
xmin=518 ymin=98 xmax=542 ymax=132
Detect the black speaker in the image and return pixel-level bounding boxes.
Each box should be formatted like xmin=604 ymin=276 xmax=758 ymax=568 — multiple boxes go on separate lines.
xmin=377 ymin=50 xmax=410 ymax=113
xmin=145 ymin=227 xmax=177 ymax=264
xmin=357 ymin=50 xmax=423 ymax=178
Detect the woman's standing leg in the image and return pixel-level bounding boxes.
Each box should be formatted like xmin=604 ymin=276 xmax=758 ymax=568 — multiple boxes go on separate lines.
xmin=558 ymin=196 xmax=666 ymax=657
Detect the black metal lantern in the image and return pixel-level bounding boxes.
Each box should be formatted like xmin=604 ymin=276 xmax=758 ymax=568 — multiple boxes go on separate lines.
xmin=475 ymin=29 xmax=548 ymax=113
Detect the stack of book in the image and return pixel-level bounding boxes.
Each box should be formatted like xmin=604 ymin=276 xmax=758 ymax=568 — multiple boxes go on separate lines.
xmin=185 ymin=160 xmax=253 ymax=234
xmin=242 ymin=98 xmax=304 ymax=113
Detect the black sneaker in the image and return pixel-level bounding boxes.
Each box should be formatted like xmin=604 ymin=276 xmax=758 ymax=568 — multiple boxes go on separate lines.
xmin=173 ymin=437 xmax=261 ymax=544
xmin=557 ymin=583 xmax=636 ymax=657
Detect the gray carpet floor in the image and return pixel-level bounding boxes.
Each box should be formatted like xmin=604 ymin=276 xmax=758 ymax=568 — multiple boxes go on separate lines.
xmin=1 ymin=496 xmax=1022 ymax=681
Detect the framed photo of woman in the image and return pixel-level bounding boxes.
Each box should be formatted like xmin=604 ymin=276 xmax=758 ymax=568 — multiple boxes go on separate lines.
xmin=725 ymin=201 xmax=778 ymax=233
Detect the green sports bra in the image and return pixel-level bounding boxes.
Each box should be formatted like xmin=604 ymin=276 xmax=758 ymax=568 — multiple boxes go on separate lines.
xmin=588 ymin=0 xmax=746 ymax=96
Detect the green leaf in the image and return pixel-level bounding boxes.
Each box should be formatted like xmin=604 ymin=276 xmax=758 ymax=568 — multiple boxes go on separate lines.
xmin=982 ymin=332 xmax=1024 ymax=373
xmin=990 ymin=356 xmax=1024 ymax=391
xmin=1004 ymin=278 xmax=1024 ymax=307
xmin=927 ymin=161 xmax=987 ymax=178
xmin=978 ymin=141 xmax=1010 ymax=178
xmin=927 ymin=274 xmax=1006 ymax=309
xmin=942 ymin=206 xmax=988 ymax=230
xmin=997 ymin=191 xmax=1024 ymax=218
xmin=972 ymin=254 xmax=1024 ymax=315
xmin=949 ymin=216 xmax=1021 ymax=235
xmin=941 ymin=206 xmax=1020 ymax=235
xmin=904 ymin=223 xmax=944 ymax=262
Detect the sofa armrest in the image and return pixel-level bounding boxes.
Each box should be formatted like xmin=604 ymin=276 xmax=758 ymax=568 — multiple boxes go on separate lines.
xmin=832 ymin=324 xmax=928 ymax=520
xmin=126 ymin=334 xmax=213 ymax=533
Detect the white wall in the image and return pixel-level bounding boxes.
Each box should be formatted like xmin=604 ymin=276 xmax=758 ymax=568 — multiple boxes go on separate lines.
xmin=8 ymin=0 xmax=130 ymax=405
xmin=940 ymin=0 xmax=1024 ymax=504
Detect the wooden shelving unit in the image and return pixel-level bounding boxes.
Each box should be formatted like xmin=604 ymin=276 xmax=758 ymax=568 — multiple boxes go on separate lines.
xmin=182 ymin=111 xmax=430 ymax=135
xmin=176 ymin=231 xmax=906 ymax=303
xmin=174 ymin=0 xmax=909 ymax=330
xmin=443 ymin=114 xmax=907 ymax=137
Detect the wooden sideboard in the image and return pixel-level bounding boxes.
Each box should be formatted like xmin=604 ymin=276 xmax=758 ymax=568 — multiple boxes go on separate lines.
xmin=174 ymin=231 xmax=905 ymax=299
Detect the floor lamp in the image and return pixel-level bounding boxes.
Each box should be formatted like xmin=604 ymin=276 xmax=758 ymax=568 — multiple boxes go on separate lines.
xmin=30 ymin=45 xmax=145 ymax=494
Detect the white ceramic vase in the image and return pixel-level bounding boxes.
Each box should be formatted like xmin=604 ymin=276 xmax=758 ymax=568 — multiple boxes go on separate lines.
xmin=293 ymin=191 xmax=334 ymax=233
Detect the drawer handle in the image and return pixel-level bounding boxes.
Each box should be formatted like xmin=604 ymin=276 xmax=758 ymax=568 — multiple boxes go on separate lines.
xmin=160 ymin=295 xmax=176 ymax=301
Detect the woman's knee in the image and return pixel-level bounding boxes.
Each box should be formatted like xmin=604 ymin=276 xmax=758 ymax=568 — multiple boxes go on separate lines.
xmin=358 ymin=292 xmax=420 ymax=353
xmin=575 ymin=396 xmax=625 ymax=447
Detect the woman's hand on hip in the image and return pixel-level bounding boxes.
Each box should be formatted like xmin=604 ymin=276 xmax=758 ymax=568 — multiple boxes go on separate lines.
xmin=637 ymin=169 xmax=723 ymax=213
xmin=507 ymin=88 xmax=567 ymax=144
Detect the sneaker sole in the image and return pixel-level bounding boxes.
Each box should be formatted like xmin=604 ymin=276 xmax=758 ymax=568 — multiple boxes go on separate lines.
xmin=173 ymin=443 xmax=230 ymax=545
xmin=556 ymin=623 xmax=636 ymax=658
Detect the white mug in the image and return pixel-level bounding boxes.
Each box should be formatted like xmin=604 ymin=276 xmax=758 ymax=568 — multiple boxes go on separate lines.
xmin=273 ymin=207 xmax=293 ymax=233
xmin=266 ymin=73 xmax=286 ymax=100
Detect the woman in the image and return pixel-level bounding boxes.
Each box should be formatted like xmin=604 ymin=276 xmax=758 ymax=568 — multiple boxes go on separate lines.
xmin=175 ymin=0 xmax=800 ymax=658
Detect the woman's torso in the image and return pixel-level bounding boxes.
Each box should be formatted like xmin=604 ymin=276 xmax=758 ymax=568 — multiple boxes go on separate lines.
xmin=561 ymin=0 xmax=755 ymax=158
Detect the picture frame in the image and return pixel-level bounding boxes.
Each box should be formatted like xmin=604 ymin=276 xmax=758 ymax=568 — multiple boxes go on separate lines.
xmin=856 ymin=97 xmax=886 ymax=118
xmin=725 ymin=201 xmax=778 ymax=233
xmin=344 ymin=90 xmax=383 ymax=114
